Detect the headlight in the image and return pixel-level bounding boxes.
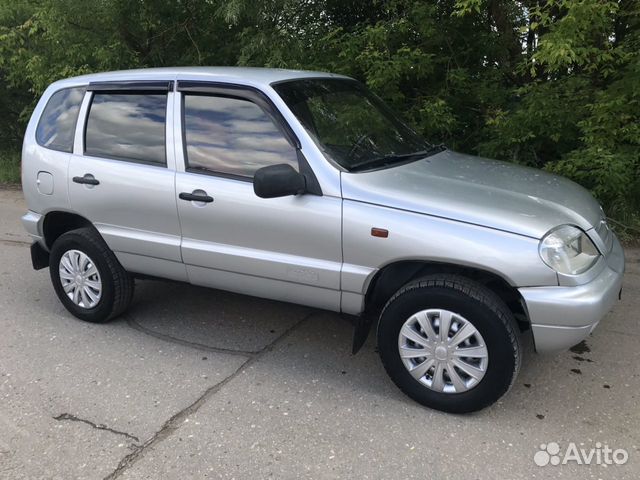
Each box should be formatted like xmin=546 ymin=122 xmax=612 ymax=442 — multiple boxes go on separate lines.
xmin=539 ymin=225 xmax=600 ymax=275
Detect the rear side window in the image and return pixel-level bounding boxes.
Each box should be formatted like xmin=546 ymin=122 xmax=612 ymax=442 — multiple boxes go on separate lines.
xmin=182 ymin=94 xmax=298 ymax=178
xmin=36 ymin=87 xmax=86 ymax=153
xmin=85 ymin=93 xmax=167 ymax=165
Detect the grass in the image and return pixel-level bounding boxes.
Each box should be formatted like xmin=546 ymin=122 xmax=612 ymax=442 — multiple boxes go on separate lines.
xmin=0 ymin=149 xmax=21 ymax=184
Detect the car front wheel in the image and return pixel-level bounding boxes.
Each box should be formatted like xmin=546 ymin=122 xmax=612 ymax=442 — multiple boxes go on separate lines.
xmin=377 ymin=274 xmax=521 ymax=413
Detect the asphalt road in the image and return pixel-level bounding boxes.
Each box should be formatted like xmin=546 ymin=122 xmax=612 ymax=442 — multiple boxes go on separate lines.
xmin=1 ymin=187 xmax=639 ymax=480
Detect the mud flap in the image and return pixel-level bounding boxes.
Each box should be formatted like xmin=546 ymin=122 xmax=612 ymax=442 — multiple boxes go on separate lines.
xmin=30 ymin=242 xmax=50 ymax=270
xmin=352 ymin=314 xmax=374 ymax=354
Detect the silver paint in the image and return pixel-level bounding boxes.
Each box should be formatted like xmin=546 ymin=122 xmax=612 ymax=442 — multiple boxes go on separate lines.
xmin=21 ymin=67 xmax=625 ymax=355
xmin=520 ymin=235 xmax=624 ymax=352
xmin=341 ymin=149 xmax=603 ymax=239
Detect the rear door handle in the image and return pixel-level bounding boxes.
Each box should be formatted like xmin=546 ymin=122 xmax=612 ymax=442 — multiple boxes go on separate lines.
xmin=179 ymin=191 xmax=214 ymax=203
xmin=73 ymin=174 xmax=100 ymax=186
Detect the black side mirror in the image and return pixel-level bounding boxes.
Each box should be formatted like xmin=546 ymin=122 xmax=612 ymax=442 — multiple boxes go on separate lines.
xmin=253 ymin=164 xmax=306 ymax=198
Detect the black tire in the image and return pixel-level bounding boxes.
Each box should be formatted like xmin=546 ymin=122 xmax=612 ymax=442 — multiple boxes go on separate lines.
xmin=49 ymin=227 xmax=134 ymax=323
xmin=377 ymin=274 xmax=521 ymax=413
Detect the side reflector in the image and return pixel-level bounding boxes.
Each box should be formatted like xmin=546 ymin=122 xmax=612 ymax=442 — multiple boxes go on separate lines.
xmin=371 ymin=228 xmax=389 ymax=238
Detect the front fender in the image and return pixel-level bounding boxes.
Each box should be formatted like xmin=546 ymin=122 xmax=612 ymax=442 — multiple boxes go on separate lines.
xmin=341 ymin=201 xmax=557 ymax=314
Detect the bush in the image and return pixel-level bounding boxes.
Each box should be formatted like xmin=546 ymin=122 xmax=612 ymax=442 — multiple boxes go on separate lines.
xmin=0 ymin=150 xmax=20 ymax=184
xmin=0 ymin=0 xmax=637 ymax=236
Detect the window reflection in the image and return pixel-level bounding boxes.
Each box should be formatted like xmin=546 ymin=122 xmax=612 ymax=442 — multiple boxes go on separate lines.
xmin=85 ymin=93 xmax=166 ymax=165
xmin=184 ymin=95 xmax=298 ymax=178
xmin=36 ymin=87 xmax=86 ymax=153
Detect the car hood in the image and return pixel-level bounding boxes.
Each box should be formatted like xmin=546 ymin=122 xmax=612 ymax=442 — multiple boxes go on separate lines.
xmin=340 ymin=150 xmax=603 ymax=239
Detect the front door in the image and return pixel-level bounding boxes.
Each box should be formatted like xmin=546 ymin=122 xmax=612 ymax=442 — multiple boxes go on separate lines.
xmin=174 ymin=83 xmax=342 ymax=311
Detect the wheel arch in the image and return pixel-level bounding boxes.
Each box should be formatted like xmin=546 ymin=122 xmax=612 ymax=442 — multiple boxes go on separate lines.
xmin=42 ymin=210 xmax=95 ymax=250
xmin=364 ymin=260 xmax=529 ymax=330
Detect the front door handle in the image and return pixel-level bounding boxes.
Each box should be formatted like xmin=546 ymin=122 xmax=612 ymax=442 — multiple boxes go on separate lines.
xmin=179 ymin=191 xmax=214 ymax=203
xmin=73 ymin=174 xmax=100 ymax=186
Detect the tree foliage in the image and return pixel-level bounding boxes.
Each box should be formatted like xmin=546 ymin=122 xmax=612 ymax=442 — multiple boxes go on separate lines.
xmin=0 ymin=0 xmax=638 ymax=226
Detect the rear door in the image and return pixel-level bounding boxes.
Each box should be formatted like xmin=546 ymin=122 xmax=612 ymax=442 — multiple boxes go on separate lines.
xmin=174 ymin=81 xmax=343 ymax=311
xmin=68 ymin=81 xmax=186 ymax=281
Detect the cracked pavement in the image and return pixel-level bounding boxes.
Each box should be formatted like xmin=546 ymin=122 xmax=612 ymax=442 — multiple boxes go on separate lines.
xmin=1 ymin=188 xmax=639 ymax=479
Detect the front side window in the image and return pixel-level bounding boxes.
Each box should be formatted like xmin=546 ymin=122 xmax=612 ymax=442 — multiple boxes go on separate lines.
xmin=183 ymin=94 xmax=298 ymax=178
xmin=274 ymin=79 xmax=435 ymax=172
xmin=36 ymin=87 xmax=86 ymax=152
xmin=85 ymin=93 xmax=167 ymax=165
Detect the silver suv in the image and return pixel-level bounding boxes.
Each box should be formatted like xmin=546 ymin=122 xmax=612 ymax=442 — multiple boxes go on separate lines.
xmin=21 ymin=68 xmax=625 ymax=412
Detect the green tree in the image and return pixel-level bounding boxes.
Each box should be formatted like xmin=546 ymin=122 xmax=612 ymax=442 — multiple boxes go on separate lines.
xmin=0 ymin=0 xmax=638 ymax=231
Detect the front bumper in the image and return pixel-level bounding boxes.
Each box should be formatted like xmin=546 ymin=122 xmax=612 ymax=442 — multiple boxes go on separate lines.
xmin=519 ymin=234 xmax=625 ymax=353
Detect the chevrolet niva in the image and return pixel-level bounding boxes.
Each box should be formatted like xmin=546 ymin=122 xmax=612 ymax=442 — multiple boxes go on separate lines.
xmin=21 ymin=68 xmax=624 ymax=412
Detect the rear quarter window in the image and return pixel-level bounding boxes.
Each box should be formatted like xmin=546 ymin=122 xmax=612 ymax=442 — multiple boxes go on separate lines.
xmin=36 ymin=87 xmax=86 ymax=153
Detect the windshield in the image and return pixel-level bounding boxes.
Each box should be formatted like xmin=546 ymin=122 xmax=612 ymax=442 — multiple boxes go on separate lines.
xmin=273 ymin=78 xmax=440 ymax=172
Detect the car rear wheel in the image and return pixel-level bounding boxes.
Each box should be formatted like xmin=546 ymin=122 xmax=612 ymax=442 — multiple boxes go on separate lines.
xmin=49 ymin=227 xmax=134 ymax=323
xmin=377 ymin=274 xmax=521 ymax=413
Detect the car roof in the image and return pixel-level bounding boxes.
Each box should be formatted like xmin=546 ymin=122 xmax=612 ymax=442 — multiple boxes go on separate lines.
xmin=50 ymin=67 xmax=352 ymax=90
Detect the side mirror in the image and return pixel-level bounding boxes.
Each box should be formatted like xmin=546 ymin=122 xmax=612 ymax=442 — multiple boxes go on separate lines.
xmin=253 ymin=164 xmax=306 ymax=198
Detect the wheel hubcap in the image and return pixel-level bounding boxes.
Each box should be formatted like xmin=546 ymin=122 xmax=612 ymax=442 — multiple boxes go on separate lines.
xmin=59 ymin=249 xmax=102 ymax=309
xmin=398 ymin=309 xmax=489 ymax=394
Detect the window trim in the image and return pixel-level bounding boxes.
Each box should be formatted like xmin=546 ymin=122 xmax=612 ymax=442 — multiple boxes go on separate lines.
xmin=178 ymin=81 xmax=301 ymax=149
xmin=88 ymin=80 xmax=174 ymax=92
xmin=179 ymin=84 xmax=301 ymax=182
xmin=83 ymin=89 xmax=169 ymax=167
xmin=36 ymin=86 xmax=87 ymax=153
